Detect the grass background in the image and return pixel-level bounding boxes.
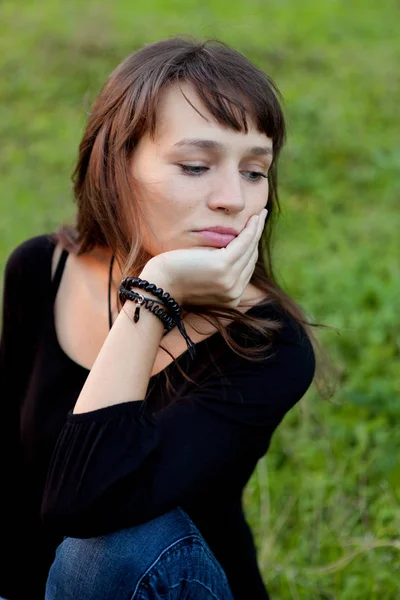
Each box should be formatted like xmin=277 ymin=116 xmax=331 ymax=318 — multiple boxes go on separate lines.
xmin=1 ymin=1 xmax=399 ymax=598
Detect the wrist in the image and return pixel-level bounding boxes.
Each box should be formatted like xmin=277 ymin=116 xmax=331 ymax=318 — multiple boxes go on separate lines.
xmin=139 ymin=264 xmax=183 ymax=305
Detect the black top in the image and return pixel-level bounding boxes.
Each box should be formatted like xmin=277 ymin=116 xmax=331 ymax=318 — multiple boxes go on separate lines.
xmin=0 ymin=233 xmax=316 ymax=600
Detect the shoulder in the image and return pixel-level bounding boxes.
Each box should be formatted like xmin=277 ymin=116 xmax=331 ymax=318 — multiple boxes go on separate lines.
xmin=231 ymin=300 xmax=315 ymax=371
xmin=1 ymin=233 xmax=59 ymax=313
xmin=256 ymin=301 xmax=316 ymax=388
xmin=4 ymin=232 xmax=56 ymax=268
xmin=2 ymin=233 xmax=57 ymax=283
xmin=203 ymin=302 xmax=316 ymax=425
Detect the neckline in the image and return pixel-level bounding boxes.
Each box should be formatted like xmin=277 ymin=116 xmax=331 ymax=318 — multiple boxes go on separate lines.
xmin=50 ymin=300 xmax=267 ymax=380
xmin=49 ymin=240 xmax=271 ymax=379
xmin=50 ymin=303 xmax=233 ymax=379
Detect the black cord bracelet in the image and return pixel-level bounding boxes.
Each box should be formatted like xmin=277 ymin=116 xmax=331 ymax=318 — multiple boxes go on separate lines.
xmin=118 ymin=287 xmax=176 ymax=333
xmin=120 ymin=277 xmax=182 ymax=319
xmin=118 ymin=277 xmax=196 ymax=360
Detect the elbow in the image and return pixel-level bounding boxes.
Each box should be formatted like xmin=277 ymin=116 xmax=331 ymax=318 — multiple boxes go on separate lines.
xmin=40 ymin=492 xmax=104 ymax=539
xmin=40 ymin=492 xmax=156 ymax=539
xmin=40 ymin=504 xmax=78 ymax=538
xmin=41 ymin=504 xmax=114 ymax=539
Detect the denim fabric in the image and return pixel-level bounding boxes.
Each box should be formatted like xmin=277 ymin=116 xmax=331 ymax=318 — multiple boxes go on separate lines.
xmin=45 ymin=507 xmax=234 ymax=599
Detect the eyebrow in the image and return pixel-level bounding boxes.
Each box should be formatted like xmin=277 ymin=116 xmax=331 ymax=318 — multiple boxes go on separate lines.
xmin=173 ymin=138 xmax=273 ymax=157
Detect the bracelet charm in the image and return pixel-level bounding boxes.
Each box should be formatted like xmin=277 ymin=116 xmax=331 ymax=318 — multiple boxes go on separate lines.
xmin=118 ymin=277 xmax=196 ymax=360
xmin=133 ymin=294 xmax=145 ymax=323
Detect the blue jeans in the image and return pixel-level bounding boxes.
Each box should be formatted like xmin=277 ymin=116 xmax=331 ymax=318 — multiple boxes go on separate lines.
xmin=45 ymin=507 xmax=234 ymax=599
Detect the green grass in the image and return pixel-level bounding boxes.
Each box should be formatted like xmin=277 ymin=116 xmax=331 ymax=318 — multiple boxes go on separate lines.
xmin=1 ymin=1 xmax=399 ymax=597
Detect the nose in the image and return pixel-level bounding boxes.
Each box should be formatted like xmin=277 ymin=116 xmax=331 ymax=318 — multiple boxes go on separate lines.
xmin=207 ymin=168 xmax=245 ymax=213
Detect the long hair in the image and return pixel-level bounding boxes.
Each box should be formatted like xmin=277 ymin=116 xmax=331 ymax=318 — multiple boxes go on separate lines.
xmin=52 ymin=36 xmax=336 ymax=398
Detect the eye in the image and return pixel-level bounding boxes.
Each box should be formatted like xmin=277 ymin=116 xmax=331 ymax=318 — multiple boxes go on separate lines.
xmin=178 ymin=165 xmax=268 ymax=181
xmin=178 ymin=165 xmax=209 ymax=176
xmin=241 ymin=171 xmax=268 ymax=182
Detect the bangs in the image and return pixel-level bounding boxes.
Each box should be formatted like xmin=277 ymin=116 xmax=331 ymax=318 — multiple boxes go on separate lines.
xmin=138 ymin=40 xmax=285 ymax=152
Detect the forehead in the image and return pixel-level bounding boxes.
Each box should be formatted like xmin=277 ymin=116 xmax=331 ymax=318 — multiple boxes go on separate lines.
xmin=153 ymin=82 xmax=272 ymax=149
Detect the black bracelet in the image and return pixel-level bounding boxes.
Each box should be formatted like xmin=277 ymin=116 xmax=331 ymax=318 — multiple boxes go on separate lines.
xmin=118 ymin=287 xmax=176 ymax=334
xmin=118 ymin=277 xmax=196 ymax=360
xmin=120 ymin=277 xmax=182 ymax=319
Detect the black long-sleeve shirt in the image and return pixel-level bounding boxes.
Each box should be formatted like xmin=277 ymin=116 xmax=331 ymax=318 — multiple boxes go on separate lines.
xmin=0 ymin=233 xmax=316 ymax=600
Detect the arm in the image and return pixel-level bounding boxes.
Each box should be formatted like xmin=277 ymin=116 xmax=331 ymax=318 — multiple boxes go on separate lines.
xmin=72 ymin=263 xmax=177 ymax=415
xmin=0 ymin=239 xmax=49 ymax=599
xmin=72 ymin=209 xmax=264 ymax=415
xmin=41 ymin=313 xmax=315 ymax=538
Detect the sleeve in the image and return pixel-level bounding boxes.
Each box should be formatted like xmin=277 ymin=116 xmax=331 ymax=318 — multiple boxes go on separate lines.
xmin=40 ymin=317 xmax=315 ymax=539
xmin=0 ymin=237 xmax=52 ymax=599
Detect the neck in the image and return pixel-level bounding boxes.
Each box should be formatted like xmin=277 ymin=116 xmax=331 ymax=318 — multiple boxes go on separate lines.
xmin=87 ymin=246 xmax=123 ymax=290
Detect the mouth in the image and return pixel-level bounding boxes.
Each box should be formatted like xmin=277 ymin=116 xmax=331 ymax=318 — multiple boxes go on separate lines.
xmin=193 ymin=230 xmax=236 ymax=248
xmin=195 ymin=226 xmax=239 ymax=236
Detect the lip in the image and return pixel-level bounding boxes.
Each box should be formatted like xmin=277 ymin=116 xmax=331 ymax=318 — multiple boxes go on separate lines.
xmin=195 ymin=226 xmax=239 ymax=236
xmin=194 ymin=231 xmax=236 ymax=248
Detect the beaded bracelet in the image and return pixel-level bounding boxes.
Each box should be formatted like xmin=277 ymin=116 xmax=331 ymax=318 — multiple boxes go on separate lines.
xmin=119 ymin=277 xmax=196 ymax=360
xmin=118 ymin=287 xmax=176 ymax=332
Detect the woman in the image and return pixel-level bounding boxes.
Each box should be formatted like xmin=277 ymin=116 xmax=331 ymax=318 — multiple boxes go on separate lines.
xmin=0 ymin=37 xmax=319 ymax=599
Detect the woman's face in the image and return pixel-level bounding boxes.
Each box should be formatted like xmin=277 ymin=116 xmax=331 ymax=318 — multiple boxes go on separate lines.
xmin=131 ymin=82 xmax=273 ymax=256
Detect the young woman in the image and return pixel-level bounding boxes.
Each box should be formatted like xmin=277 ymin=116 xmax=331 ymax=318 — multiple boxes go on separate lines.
xmin=0 ymin=37 xmax=319 ymax=600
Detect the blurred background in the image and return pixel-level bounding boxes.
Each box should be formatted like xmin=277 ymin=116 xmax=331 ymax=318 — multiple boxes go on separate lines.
xmin=0 ymin=1 xmax=399 ymax=598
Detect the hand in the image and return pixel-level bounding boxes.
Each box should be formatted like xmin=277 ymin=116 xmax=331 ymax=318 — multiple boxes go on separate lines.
xmin=144 ymin=208 xmax=268 ymax=309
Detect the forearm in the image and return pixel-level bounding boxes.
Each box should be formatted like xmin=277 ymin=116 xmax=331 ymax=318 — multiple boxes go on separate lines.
xmin=72 ymin=266 xmax=175 ymax=415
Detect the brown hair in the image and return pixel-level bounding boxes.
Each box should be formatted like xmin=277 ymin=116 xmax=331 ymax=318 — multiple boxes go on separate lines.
xmin=52 ymin=36 xmax=336 ymax=399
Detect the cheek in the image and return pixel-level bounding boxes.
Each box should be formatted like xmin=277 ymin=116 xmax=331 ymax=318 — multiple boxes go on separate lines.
xmin=259 ymin=179 xmax=269 ymax=202
xmin=247 ymin=180 xmax=269 ymax=208
xmin=138 ymin=180 xmax=188 ymax=245
xmin=151 ymin=173 xmax=203 ymax=212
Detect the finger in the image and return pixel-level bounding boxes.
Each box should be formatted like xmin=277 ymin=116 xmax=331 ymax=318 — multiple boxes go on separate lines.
xmin=235 ymin=208 xmax=267 ymax=276
xmin=239 ymin=240 xmax=259 ymax=289
xmin=228 ymin=240 xmax=258 ymax=304
xmin=243 ymin=209 xmax=267 ymax=252
xmin=228 ymin=224 xmax=260 ymax=298
xmin=222 ymin=212 xmax=262 ymax=264
xmin=230 ymin=208 xmax=267 ymax=273
xmin=217 ymin=209 xmax=265 ymax=297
